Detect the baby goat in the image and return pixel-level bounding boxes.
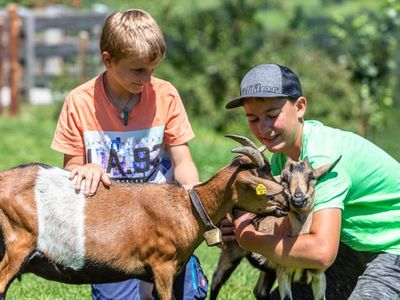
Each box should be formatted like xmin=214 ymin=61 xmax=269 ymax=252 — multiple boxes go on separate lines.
xmin=211 ymin=156 xmax=340 ymax=300
xmin=0 ymin=136 xmax=288 ymax=300
xmin=253 ymin=157 xmax=340 ymax=300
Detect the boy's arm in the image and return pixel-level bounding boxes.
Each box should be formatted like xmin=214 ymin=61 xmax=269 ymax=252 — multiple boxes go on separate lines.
xmin=168 ymin=143 xmax=200 ymax=190
xmin=64 ymin=154 xmax=111 ymax=196
xmin=64 ymin=154 xmax=85 ymax=170
xmin=234 ymin=208 xmax=342 ymax=270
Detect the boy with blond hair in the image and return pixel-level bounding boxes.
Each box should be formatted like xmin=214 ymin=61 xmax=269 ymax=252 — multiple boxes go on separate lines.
xmin=51 ymin=8 xmax=207 ymax=300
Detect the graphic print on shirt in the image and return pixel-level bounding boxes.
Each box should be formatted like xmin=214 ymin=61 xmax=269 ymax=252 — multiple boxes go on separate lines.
xmin=84 ymin=125 xmax=171 ymax=183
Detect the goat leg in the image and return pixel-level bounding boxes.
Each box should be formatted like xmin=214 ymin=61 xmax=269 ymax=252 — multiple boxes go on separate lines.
xmin=253 ymin=269 xmax=277 ymax=300
xmin=311 ymin=272 xmax=326 ymax=300
xmin=276 ymin=267 xmax=293 ymax=300
xmin=151 ymin=262 xmax=176 ymax=300
xmin=210 ymin=242 xmax=248 ymax=300
xmin=0 ymin=238 xmax=35 ymax=298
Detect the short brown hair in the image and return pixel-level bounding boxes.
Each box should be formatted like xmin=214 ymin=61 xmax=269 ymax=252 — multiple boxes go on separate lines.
xmin=100 ymin=9 xmax=166 ymax=63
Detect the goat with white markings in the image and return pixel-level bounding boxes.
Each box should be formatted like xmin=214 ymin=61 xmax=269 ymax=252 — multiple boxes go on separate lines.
xmin=0 ymin=135 xmax=289 ymax=300
xmin=211 ymin=156 xmax=340 ymax=300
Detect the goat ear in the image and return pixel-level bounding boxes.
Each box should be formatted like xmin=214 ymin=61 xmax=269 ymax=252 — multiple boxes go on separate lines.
xmin=285 ymin=157 xmax=295 ymax=164
xmin=314 ymin=155 xmax=342 ymax=180
xmin=238 ymin=173 xmax=283 ymax=195
xmin=254 ymin=178 xmax=284 ymax=196
xmin=304 ymin=157 xmax=312 ymax=168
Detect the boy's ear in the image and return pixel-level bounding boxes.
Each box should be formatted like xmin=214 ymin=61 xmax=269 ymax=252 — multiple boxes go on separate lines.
xmin=102 ymin=51 xmax=112 ymax=67
xmin=295 ymin=96 xmax=307 ymax=119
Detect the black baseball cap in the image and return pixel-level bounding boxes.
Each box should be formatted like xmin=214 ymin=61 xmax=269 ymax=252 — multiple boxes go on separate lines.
xmin=225 ymin=64 xmax=302 ymax=109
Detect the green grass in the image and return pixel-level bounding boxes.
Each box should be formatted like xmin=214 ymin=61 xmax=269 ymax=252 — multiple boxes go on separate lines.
xmin=8 ymin=275 xmax=90 ymax=300
xmin=0 ymin=105 xmax=62 ymax=169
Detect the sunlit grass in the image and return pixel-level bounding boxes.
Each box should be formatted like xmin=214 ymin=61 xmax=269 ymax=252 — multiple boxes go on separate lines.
xmin=0 ymin=104 xmax=62 ymax=169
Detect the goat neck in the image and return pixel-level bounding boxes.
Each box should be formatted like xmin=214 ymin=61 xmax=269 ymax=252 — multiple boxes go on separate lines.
xmin=287 ymin=210 xmax=313 ymax=236
xmin=191 ymin=156 xmax=285 ymax=227
xmin=192 ymin=164 xmax=239 ymax=226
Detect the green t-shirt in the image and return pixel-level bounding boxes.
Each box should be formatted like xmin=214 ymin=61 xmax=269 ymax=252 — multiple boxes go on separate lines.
xmin=271 ymin=120 xmax=400 ymax=255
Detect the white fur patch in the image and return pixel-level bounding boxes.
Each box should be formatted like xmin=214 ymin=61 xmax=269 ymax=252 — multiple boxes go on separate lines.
xmin=34 ymin=166 xmax=85 ymax=270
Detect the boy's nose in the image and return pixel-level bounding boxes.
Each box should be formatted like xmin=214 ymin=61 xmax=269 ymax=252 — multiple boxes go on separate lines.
xmin=259 ymin=118 xmax=271 ymax=133
xmin=139 ymin=72 xmax=152 ymax=84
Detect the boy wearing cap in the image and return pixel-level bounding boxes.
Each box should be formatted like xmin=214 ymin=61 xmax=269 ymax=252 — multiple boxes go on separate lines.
xmin=226 ymin=64 xmax=400 ymax=299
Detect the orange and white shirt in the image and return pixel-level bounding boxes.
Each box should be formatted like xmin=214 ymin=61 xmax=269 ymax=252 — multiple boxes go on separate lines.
xmin=51 ymin=74 xmax=195 ymax=183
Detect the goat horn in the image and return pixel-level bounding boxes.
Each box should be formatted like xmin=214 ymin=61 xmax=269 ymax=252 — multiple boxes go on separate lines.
xmin=258 ymin=145 xmax=267 ymax=153
xmin=226 ymin=134 xmax=269 ymax=163
xmin=225 ymin=134 xmax=258 ymax=149
xmin=232 ymin=147 xmax=265 ymax=167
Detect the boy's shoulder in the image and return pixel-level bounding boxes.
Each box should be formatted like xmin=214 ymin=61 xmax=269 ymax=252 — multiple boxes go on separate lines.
xmin=149 ymin=76 xmax=177 ymax=92
xmin=303 ymin=120 xmax=357 ymax=143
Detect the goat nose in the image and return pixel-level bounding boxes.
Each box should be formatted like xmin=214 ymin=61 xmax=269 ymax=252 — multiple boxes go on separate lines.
xmin=293 ymin=188 xmax=304 ymax=200
xmin=292 ymin=187 xmax=306 ymax=208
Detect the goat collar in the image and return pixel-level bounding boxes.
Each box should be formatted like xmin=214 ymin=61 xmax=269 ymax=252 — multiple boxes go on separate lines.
xmin=189 ymin=189 xmax=222 ymax=247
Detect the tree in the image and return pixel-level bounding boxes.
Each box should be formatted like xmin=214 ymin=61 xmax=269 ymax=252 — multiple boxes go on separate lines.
xmin=154 ymin=0 xmax=359 ymax=133
xmin=328 ymin=0 xmax=400 ymax=136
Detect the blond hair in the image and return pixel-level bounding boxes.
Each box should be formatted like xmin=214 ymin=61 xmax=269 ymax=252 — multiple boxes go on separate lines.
xmin=100 ymin=9 xmax=166 ymax=63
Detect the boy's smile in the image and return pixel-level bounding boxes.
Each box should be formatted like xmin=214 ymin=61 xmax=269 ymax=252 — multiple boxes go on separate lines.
xmin=243 ymin=97 xmax=306 ymax=160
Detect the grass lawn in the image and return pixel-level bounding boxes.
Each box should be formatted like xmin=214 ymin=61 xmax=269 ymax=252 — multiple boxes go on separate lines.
xmin=1 ymin=103 xmax=261 ymax=299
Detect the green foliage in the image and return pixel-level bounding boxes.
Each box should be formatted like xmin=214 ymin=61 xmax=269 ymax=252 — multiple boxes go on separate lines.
xmin=0 ymin=1 xmax=77 ymax=8
xmin=25 ymin=0 xmax=398 ymax=138
xmin=155 ymin=0 xmax=268 ymax=132
xmin=151 ymin=0 xmax=362 ymax=134
xmin=328 ymin=0 xmax=400 ymax=135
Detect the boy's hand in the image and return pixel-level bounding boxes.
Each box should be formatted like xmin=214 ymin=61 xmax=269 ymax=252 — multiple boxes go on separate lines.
xmin=233 ymin=212 xmax=256 ymax=240
xmin=69 ymin=163 xmax=111 ymax=196
xmin=219 ymin=217 xmax=236 ymax=243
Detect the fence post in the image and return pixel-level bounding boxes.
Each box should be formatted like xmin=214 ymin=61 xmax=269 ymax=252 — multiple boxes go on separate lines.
xmin=24 ymin=9 xmax=35 ymax=104
xmin=79 ymin=30 xmax=89 ymax=83
xmin=8 ymin=3 xmax=21 ymax=117
xmin=72 ymin=0 xmax=81 ymax=9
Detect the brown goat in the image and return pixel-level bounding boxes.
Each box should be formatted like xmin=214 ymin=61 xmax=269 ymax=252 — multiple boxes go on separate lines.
xmin=0 ymin=137 xmax=288 ymax=300
xmin=211 ymin=156 xmax=340 ymax=300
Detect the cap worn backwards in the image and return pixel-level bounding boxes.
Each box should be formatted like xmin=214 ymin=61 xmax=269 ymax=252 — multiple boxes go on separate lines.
xmin=225 ymin=64 xmax=302 ymax=109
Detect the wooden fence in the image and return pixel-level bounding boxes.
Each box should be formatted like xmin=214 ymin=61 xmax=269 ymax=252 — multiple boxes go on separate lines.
xmin=0 ymin=4 xmax=108 ymax=115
